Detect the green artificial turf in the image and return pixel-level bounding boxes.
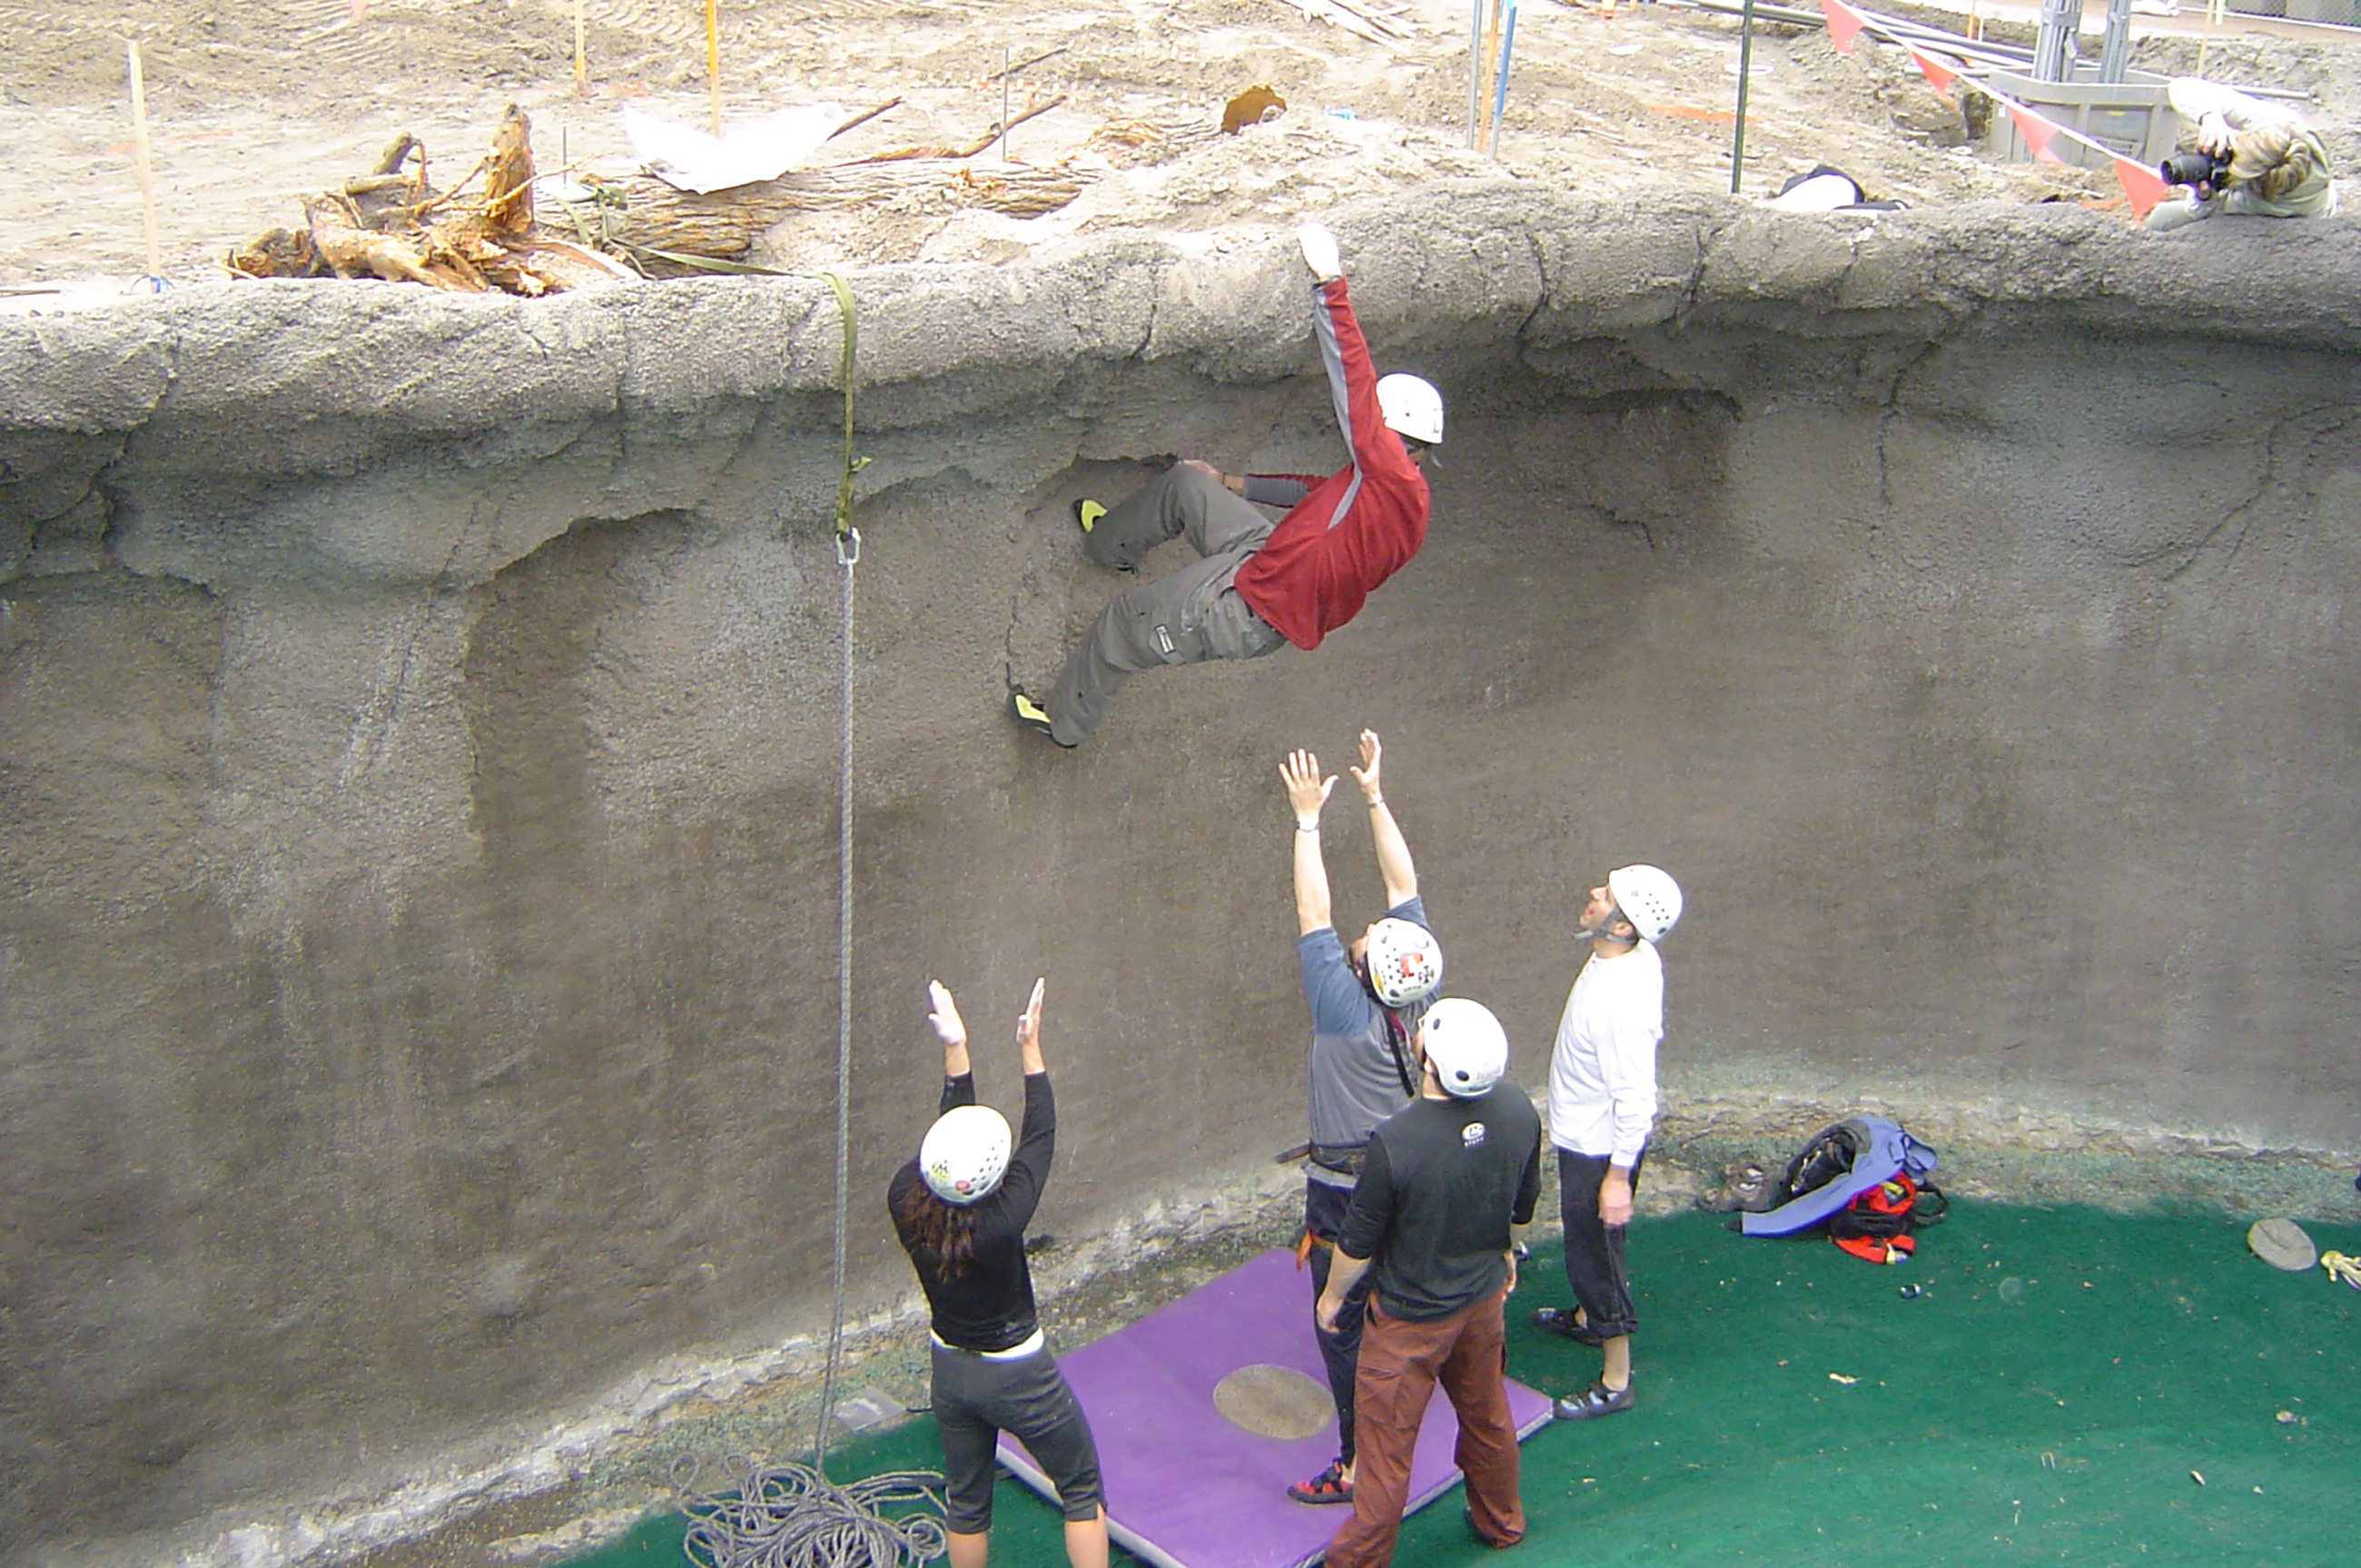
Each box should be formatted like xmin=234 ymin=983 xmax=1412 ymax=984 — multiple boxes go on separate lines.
xmin=568 ymin=1201 xmax=2360 ymax=1568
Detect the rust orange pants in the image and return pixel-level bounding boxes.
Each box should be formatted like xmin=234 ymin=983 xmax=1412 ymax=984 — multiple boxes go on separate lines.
xmin=1323 ymin=1287 xmax=1523 ymax=1568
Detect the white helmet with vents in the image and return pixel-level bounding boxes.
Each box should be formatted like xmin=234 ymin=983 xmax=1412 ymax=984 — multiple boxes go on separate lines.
xmin=1607 ymin=864 xmax=1684 ymax=943
xmin=1419 ymin=997 xmax=1508 ymax=1099
xmin=1378 ymin=374 xmax=1444 ymax=446
xmin=1364 ymin=918 xmax=1444 ymax=1008
xmin=920 ymin=1105 xmax=1012 ymax=1205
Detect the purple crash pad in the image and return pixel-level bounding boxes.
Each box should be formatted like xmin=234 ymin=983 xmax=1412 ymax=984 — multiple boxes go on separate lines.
xmin=996 ymin=1247 xmax=1552 ymax=1568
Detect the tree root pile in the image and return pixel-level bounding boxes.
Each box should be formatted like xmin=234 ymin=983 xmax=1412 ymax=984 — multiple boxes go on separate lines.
xmin=227 ymin=106 xmax=635 ymax=294
xmin=224 ymin=94 xmax=1271 ymax=291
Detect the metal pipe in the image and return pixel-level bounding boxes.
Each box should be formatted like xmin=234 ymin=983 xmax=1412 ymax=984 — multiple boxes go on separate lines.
xmin=1672 ymin=0 xmax=2314 ymax=99
xmin=1730 ymin=0 xmax=1756 ymax=194
xmin=2099 ymin=0 xmax=2134 ymax=81
xmin=2032 ymin=0 xmax=2077 ymax=81
xmin=1665 ymin=0 xmax=2037 ymax=70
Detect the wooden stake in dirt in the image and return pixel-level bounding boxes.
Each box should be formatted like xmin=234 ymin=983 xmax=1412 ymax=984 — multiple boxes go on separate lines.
xmin=1466 ymin=0 xmax=1482 ymax=146
xmin=1486 ymin=0 xmax=1517 ymax=158
xmin=1478 ymin=0 xmax=1504 ymax=148
xmin=125 ymin=39 xmax=163 ymax=278
xmin=706 ymin=0 xmax=722 ymax=137
xmin=575 ymin=0 xmax=587 ymax=91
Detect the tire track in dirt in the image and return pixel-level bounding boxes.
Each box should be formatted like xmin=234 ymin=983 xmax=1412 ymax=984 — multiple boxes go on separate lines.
xmin=572 ymin=0 xmax=701 ymax=50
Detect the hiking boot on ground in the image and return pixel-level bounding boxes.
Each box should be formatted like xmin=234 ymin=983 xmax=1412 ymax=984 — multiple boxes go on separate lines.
xmin=1698 ymin=1161 xmax=1775 ymax=1215
xmin=1010 ymin=691 xmax=1073 ymax=747
xmin=1530 ymin=1306 xmax=1605 ymax=1346
xmin=1554 ymin=1378 xmax=1635 ymax=1422
xmin=1287 ymin=1458 xmax=1353 ymax=1504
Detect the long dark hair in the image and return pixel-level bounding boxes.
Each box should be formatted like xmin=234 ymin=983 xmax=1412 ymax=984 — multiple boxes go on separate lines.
xmin=893 ymin=1178 xmax=983 ymax=1278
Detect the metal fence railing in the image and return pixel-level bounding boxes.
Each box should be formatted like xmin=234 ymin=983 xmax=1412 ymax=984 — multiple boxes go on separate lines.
xmin=2209 ymin=0 xmax=2361 ymax=27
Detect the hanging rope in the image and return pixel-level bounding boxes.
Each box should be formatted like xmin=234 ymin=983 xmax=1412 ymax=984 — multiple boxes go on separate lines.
xmin=677 ymin=274 xmax=940 ymax=1568
xmin=820 ymin=271 xmax=869 ymax=567
xmin=813 ymin=269 xmax=866 ymax=1474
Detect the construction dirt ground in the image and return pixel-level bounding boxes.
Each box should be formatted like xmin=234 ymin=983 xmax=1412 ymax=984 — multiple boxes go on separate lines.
xmin=2 ymin=0 xmax=2357 ymax=293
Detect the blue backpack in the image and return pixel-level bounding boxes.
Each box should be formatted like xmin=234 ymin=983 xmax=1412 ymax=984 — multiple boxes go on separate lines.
xmin=1740 ymin=1116 xmax=1941 ymax=1238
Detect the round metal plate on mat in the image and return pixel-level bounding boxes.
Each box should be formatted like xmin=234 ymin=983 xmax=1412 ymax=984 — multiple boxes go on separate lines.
xmin=2247 ymin=1218 xmax=2317 ymax=1272
xmin=1211 ymin=1364 xmax=1333 ymax=1439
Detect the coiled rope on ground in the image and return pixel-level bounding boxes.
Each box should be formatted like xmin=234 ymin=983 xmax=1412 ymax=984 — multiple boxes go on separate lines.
xmin=677 ymin=1455 xmax=948 ymax=1568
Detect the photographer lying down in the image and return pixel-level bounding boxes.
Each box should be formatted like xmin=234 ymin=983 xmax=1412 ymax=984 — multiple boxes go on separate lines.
xmin=2145 ymin=77 xmax=2337 ymax=234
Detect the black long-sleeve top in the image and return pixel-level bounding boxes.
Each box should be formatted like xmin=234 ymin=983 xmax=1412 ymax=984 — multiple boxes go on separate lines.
xmin=1338 ymin=1080 xmax=1543 ymax=1322
xmin=887 ymin=1070 xmax=1054 ymax=1353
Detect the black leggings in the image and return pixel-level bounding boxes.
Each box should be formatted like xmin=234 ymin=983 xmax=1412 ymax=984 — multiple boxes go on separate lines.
xmin=930 ymin=1342 xmax=1103 ymax=1533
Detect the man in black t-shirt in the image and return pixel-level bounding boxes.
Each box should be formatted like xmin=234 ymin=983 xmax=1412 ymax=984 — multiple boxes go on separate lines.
xmin=1315 ymin=998 xmax=1543 ymax=1568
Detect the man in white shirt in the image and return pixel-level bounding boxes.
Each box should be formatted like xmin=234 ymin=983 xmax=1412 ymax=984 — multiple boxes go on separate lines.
xmin=1531 ymin=864 xmax=1683 ymax=1421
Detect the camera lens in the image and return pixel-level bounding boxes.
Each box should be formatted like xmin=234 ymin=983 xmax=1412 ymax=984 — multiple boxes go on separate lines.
xmin=2158 ymin=151 xmax=2227 ymax=188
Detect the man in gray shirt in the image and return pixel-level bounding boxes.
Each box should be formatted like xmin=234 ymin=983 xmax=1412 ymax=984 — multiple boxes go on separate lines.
xmin=1278 ymin=729 xmax=1444 ymax=1506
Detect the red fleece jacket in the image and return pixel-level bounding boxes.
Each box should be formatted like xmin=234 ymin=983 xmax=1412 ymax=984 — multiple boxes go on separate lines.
xmin=1232 ymin=276 xmax=1430 ymax=651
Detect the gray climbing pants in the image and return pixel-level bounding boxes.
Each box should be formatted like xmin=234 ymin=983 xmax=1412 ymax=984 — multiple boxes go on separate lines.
xmin=1046 ymin=463 xmax=1288 ymax=745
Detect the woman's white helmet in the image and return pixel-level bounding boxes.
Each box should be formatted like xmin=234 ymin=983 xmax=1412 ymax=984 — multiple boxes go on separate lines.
xmin=1419 ymin=997 xmax=1508 ymax=1098
xmin=1364 ymin=918 xmax=1444 ymax=1007
xmin=1377 ymin=374 xmax=1444 ymax=446
xmin=919 ymin=1105 xmax=1012 ymax=1205
xmin=1606 ymin=864 xmax=1684 ymax=943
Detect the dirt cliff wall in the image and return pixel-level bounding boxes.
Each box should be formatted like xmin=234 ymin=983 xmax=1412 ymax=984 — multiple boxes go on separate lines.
xmin=4 ymin=187 xmax=2357 ymax=1564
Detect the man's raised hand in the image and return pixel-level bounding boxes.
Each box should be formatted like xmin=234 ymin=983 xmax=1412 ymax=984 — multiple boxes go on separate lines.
xmin=1296 ymin=222 xmax=1342 ymax=283
xmin=1349 ymin=729 xmax=1383 ymax=803
xmin=1282 ymin=748 xmax=1337 ymax=820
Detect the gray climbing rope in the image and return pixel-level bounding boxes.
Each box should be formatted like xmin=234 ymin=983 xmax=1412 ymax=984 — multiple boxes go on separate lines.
xmin=676 ymin=1455 xmax=947 ymax=1568
xmin=677 ymin=274 xmax=942 ymax=1568
xmin=814 ymin=268 xmax=864 ymax=1474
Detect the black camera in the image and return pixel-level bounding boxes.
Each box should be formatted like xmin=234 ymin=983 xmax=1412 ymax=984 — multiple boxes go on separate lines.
xmin=2158 ymin=150 xmax=2231 ymax=189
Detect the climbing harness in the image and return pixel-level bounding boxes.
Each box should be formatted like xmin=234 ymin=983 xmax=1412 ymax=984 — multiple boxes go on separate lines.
xmin=678 ymin=273 xmax=937 ymax=1568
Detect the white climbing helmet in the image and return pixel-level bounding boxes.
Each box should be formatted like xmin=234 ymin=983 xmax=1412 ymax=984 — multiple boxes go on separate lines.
xmin=1606 ymin=864 xmax=1684 ymax=943
xmin=1364 ymin=917 xmax=1444 ymax=1008
xmin=1419 ymin=997 xmax=1508 ymax=1098
xmin=920 ymin=1105 xmax=1013 ymax=1205
xmin=1377 ymin=374 xmax=1444 ymax=446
